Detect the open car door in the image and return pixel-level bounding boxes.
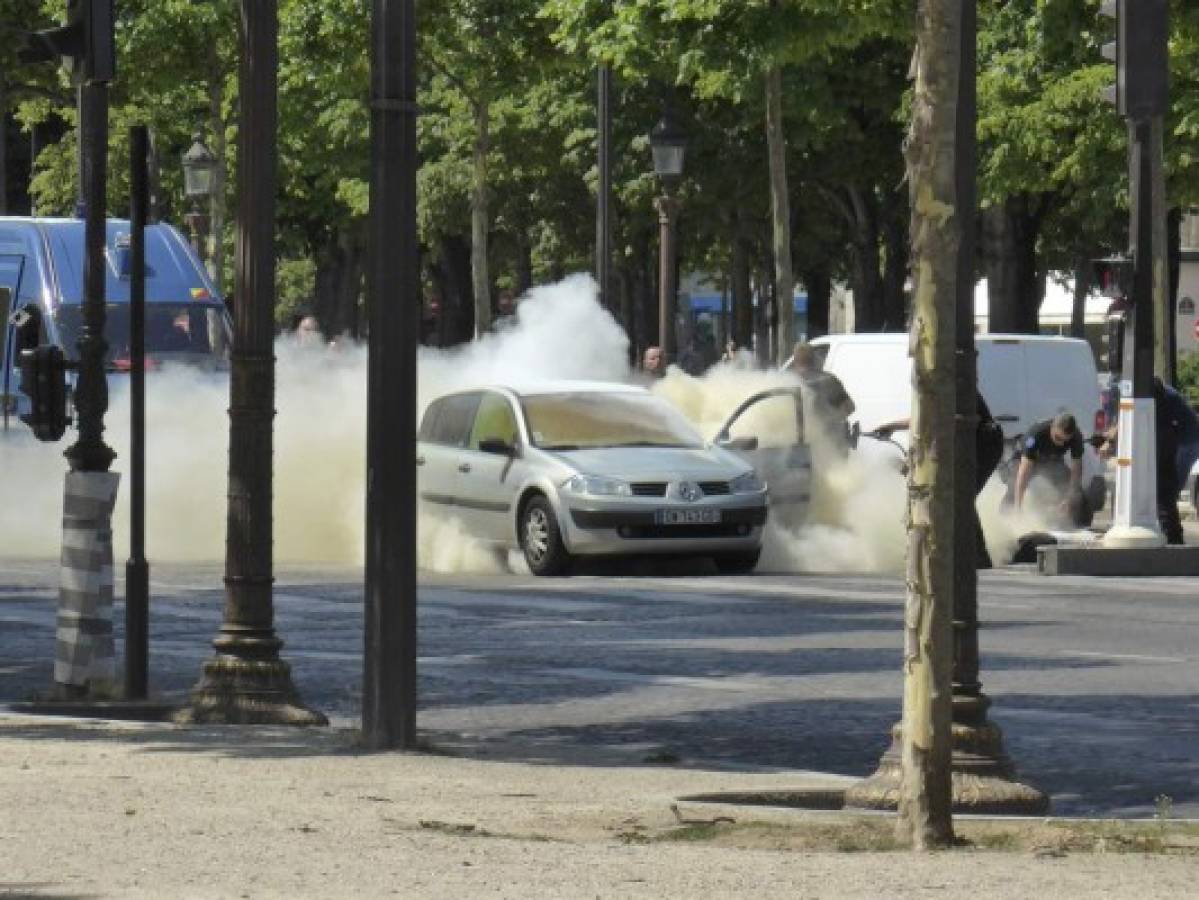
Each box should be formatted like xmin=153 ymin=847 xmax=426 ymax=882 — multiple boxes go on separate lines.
xmin=714 ymin=387 xmax=812 ymax=530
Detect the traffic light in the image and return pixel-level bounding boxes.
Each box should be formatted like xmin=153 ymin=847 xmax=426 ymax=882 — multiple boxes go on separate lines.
xmin=19 ymin=0 xmax=115 ymax=85
xmin=1098 ymin=0 xmax=1168 ymax=120
xmin=18 ymin=346 xmax=71 ymax=442
xmin=1093 ymin=255 xmax=1134 ymax=299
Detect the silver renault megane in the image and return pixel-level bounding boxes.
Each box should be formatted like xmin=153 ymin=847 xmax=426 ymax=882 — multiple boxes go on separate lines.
xmin=416 ymin=381 xmax=794 ymax=575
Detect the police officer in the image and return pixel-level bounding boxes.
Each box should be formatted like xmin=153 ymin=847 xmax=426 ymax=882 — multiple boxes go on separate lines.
xmin=1012 ymin=412 xmax=1088 ymax=526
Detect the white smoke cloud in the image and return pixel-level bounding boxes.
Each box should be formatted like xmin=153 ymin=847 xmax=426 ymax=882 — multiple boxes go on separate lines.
xmin=1 ymin=274 xmax=1033 ymax=575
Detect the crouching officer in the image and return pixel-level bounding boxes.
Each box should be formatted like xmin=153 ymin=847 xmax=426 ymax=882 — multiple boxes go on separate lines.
xmin=1011 ymin=412 xmax=1089 ymax=527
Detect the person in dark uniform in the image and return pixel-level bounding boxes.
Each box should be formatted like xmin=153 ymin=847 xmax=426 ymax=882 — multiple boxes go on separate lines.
xmin=1012 ymin=412 xmax=1089 ymax=526
xmin=875 ymin=391 xmax=1003 ymax=568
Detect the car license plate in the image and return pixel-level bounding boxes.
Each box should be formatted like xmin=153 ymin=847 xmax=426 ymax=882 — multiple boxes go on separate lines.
xmin=656 ymin=508 xmax=721 ymax=525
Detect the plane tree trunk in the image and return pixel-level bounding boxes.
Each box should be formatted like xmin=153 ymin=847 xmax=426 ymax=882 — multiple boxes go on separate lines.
xmin=898 ymin=0 xmax=960 ymax=851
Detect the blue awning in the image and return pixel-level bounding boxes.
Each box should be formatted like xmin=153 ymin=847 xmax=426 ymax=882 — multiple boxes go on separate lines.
xmin=686 ymin=293 xmax=808 ymax=314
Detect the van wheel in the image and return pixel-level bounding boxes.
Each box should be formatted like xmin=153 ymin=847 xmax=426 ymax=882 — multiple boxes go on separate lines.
xmin=712 ymin=549 xmax=761 ymax=575
xmin=520 ymin=496 xmax=572 ymax=576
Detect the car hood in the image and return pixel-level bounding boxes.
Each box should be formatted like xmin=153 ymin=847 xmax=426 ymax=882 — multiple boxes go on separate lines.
xmin=547 ymin=445 xmax=746 ymax=480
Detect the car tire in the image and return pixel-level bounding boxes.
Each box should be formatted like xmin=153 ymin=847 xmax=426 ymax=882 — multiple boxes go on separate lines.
xmin=520 ymin=496 xmax=572 ymax=576
xmin=712 ymin=549 xmax=761 ymax=575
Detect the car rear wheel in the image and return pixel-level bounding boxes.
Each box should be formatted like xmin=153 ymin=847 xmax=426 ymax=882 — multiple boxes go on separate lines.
xmin=712 ymin=549 xmax=761 ymax=575
xmin=520 ymin=496 xmax=572 ymax=576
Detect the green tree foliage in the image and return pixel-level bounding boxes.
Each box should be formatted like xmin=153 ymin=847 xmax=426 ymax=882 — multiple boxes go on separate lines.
xmin=5 ymin=0 xmax=1196 ymax=346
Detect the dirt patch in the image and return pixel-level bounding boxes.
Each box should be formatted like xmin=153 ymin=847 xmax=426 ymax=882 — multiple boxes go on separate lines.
xmin=629 ymin=815 xmax=1199 ymax=856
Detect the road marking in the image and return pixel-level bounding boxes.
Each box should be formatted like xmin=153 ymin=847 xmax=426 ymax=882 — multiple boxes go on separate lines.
xmin=1059 ymin=650 xmax=1186 ymax=664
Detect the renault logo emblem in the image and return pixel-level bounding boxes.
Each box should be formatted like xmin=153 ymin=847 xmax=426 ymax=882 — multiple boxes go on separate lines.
xmin=676 ymin=481 xmax=702 ymax=502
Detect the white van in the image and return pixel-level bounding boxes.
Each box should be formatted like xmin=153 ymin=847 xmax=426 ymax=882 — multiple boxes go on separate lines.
xmin=805 ymin=333 xmax=1103 ymax=442
xmin=800 ymin=333 xmax=1107 ymax=511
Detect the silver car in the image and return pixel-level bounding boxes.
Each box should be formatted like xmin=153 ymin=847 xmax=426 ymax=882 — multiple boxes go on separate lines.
xmin=416 ymin=381 xmax=786 ymax=575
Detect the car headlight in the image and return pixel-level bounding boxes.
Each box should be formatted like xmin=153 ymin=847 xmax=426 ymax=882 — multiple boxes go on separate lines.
xmin=730 ymin=470 xmax=764 ymax=493
xmin=563 ymin=474 xmax=633 ymax=497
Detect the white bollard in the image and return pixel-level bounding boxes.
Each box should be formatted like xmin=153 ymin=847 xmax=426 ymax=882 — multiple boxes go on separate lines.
xmin=54 ymin=471 xmax=121 ymax=693
xmin=1104 ymin=396 xmax=1165 ymax=548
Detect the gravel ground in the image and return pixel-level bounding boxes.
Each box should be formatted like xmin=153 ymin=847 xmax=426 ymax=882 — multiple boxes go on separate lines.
xmin=1 ymin=715 xmax=1196 ymax=899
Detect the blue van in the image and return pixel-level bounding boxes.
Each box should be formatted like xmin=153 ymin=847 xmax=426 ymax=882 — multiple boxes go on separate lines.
xmin=1 ymin=217 xmax=231 ymax=424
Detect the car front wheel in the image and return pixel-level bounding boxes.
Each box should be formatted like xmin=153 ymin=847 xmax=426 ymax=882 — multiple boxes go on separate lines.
xmin=520 ymin=496 xmax=572 ymax=576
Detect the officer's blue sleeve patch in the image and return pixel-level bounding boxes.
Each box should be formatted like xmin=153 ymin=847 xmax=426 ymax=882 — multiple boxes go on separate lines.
xmin=1024 ymin=436 xmax=1037 ymax=450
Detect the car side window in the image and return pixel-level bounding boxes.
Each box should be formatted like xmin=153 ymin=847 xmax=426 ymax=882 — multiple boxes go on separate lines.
xmin=468 ymin=392 xmax=519 ymax=450
xmin=429 ymin=392 xmax=481 ymax=447
xmin=418 ymin=400 xmax=443 ymax=442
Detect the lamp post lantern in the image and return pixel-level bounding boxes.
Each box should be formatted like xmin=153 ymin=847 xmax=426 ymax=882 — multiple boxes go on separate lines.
xmin=650 ymin=111 xmax=685 ymax=363
xmin=181 ymin=133 xmax=216 ymax=269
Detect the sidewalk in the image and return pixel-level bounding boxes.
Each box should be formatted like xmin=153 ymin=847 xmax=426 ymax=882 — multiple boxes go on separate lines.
xmin=1 ymin=714 xmax=1196 ymax=898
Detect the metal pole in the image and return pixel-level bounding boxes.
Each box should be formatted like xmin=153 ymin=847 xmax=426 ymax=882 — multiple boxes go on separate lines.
xmin=64 ymin=82 xmax=115 ymax=474
xmin=177 ymin=0 xmax=323 ymax=725
xmin=363 ymin=0 xmax=418 ymax=749
xmin=596 ymin=7 xmax=613 ymax=315
xmin=124 ymin=124 xmax=149 ymax=700
xmin=655 ymin=190 xmax=678 ymax=361
xmin=952 ymin=0 xmax=980 ymax=726
xmin=1132 ymin=120 xmax=1155 ymax=399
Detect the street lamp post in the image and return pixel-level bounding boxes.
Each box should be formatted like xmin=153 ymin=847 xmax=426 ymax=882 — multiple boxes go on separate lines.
xmin=176 ymin=0 xmax=323 ymax=726
xmin=181 ymin=134 xmax=216 ymax=271
xmin=650 ymin=111 xmax=685 ymax=363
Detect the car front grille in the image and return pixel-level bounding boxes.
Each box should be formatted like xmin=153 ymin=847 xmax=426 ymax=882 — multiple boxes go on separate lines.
xmin=631 ymin=482 xmax=668 ymax=497
xmin=698 ymin=481 xmax=730 ymax=496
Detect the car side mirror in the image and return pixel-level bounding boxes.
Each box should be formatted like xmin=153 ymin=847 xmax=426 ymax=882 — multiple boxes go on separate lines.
xmin=478 ymin=437 xmax=515 ymax=456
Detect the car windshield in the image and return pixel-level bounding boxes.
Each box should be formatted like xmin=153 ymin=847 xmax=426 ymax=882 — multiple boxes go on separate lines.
xmin=521 ymin=391 xmax=703 ymax=450
xmin=54 ymin=302 xmax=232 ymax=370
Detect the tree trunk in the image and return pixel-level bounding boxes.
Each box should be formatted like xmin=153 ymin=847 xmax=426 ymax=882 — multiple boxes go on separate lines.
xmin=982 ymin=195 xmax=1046 ymax=333
xmin=1070 ymin=253 xmax=1091 ymax=339
xmin=731 ymin=206 xmax=753 ymax=348
xmin=431 ymin=234 xmax=474 ymax=346
xmin=898 ymin=0 xmax=958 ymax=851
xmin=514 ymin=226 xmax=533 ymax=298
xmin=803 ymin=265 xmax=831 ymax=339
xmin=882 ymin=194 xmax=909 ymax=330
xmin=756 ymin=263 xmax=776 ymax=366
xmin=1167 ymin=206 xmax=1182 ymax=385
xmin=471 ymin=100 xmax=492 ymax=338
xmin=313 ymin=228 xmax=365 ymax=338
xmin=765 ymin=63 xmax=795 ymax=363
xmin=0 ymin=85 xmax=8 ymax=215
xmin=848 ymin=186 xmax=884 ymax=331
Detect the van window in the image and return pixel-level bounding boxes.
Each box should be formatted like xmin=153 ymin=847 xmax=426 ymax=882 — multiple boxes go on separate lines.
xmin=425 ymin=392 xmax=481 ymax=447
xmin=53 ymin=302 xmax=231 ymax=368
xmin=468 ymin=392 xmax=519 ymax=449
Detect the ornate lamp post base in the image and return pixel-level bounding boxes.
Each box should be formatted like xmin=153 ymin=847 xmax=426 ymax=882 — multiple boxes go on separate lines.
xmin=844 ymin=698 xmax=1048 ymax=815
xmin=174 ymin=656 xmax=326 ymax=726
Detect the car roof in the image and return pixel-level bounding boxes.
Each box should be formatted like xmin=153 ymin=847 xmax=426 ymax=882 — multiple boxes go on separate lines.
xmin=442 ymin=380 xmax=649 ymax=398
xmin=810 ymin=333 xmax=1088 ymax=345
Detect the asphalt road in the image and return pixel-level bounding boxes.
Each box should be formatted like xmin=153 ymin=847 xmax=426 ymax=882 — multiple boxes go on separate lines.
xmin=1 ymin=557 xmax=1196 ymax=819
